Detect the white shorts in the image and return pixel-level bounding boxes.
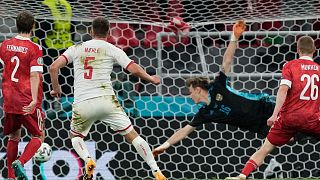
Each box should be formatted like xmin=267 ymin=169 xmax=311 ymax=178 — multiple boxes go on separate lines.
xmin=70 ymin=95 xmax=133 ymax=137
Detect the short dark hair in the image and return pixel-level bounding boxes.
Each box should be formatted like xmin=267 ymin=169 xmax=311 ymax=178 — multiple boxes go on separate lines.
xmin=297 ymin=36 xmax=315 ymax=54
xmin=186 ymin=77 xmax=210 ymax=90
xmin=16 ymin=11 xmax=34 ymax=34
xmin=92 ymin=17 xmax=110 ymax=38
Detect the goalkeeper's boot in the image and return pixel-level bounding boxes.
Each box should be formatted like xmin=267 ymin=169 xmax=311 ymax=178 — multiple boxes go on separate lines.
xmin=154 ymin=171 xmax=167 ymax=180
xmin=12 ymin=160 xmax=28 ymax=180
xmin=83 ymin=158 xmax=96 ymax=180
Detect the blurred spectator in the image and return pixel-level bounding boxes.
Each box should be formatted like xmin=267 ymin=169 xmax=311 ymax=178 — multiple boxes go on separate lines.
xmin=107 ymin=23 xmax=139 ymax=50
xmin=42 ymin=0 xmax=73 ymax=49
xmin=262 ymin=21 xmax=283 ymax=47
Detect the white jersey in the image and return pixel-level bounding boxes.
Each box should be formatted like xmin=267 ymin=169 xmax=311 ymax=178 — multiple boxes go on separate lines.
xmin=62 ymin=39 xmax=133 ymax=103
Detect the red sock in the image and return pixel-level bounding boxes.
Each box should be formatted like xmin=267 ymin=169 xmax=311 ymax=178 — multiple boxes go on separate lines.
xmin=19 ymin=137 xmax=41 ymax=165
xmin=7 ymin=139 xmax=19 ymax=178
xmin=241 ymin=159 xmax=259 ymax=177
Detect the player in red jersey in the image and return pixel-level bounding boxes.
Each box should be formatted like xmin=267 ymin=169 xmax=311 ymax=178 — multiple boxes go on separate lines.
xmin=226 ymin=36 xmax=320 ymax=180
xmin=0 ymin=11 xmax=44 ymax=180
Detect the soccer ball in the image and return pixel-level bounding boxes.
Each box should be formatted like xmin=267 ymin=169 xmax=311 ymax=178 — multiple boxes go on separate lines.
xmin=34 ymin=143 xmax=52 ymax=163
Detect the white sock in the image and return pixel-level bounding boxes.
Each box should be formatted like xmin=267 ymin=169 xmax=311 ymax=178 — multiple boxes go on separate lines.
xmin=132 ymin=136 xmax=160 ymax=173
xmin=71 ymin=137 xmax=91 ymax=163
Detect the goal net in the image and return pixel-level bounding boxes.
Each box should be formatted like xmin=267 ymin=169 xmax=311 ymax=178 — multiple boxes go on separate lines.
xmin=0 ymin=0 xmax=320 ymax=179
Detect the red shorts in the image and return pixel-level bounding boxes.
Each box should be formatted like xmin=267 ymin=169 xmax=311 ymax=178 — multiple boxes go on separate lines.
xmin=3 ymin=108 xmax=45 ymax=136
xmin=267 ymin=112 xmax=320 ymax=146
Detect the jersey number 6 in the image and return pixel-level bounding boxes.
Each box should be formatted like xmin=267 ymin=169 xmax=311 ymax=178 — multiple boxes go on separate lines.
xmin=84 ymin=56 xmax=95 ymax=79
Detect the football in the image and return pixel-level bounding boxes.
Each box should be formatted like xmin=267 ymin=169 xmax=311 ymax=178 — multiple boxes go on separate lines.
xmin=34 ymin=142 xmax=52 ymax=163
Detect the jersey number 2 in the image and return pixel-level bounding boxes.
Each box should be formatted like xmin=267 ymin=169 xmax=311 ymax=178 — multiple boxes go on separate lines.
xmin=300 ymin=74 xmax=319 ymax=100
xmin=11 ymin=56 xmax=20 ymax=82
xmin=84 ymin=56 xmax=95 ymax=79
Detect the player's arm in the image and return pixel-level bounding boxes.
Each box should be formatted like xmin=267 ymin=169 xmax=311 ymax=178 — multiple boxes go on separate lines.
xmin=273 ymin=85 xmax=289 ymax=115
xmin=267 ymin=62 xmax=292 ymax=126
xmin=153 ymin=125 xmax=196 ymax=157
xmin=30 ymin=72 xmax=40 ymax=103
xmin=23 ymin=47 xmax=44 ymax=114
xmin=23 ymin=72 xmax=41 ymax=113
xmin=267 ymin=85 xmax=289 ymax=126
xmin=112 ymin=46 xmax=160 ymax=85
xmin=49 ymin=56 xmax=68 ymax=97
xmin=221 ymin=20 xmax=246 ymax=74
xmin=126 ymin=63 xmax=160 ymax=85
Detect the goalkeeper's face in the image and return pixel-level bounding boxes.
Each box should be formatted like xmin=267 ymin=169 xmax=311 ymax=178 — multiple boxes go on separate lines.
xmin=188 ymin=86 xmax=202 ymax=104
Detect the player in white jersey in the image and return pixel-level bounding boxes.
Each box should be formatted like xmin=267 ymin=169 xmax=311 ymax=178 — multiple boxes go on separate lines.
xmin=49 ymin=17 xmax=166 ymax=180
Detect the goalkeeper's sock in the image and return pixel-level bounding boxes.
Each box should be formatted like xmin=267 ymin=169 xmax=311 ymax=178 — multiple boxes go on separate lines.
xmin=7 ymin=138 xmax=19 ymax=178
xmin=19 ymin=137 xmax=42 ymax=165
xmin=132 ymin=136 xmax=160 ymax=173
xmin=71 ymin=136 xmax=91 ymax=163
xmin=241 ymin=159 xmax=258 ymax=177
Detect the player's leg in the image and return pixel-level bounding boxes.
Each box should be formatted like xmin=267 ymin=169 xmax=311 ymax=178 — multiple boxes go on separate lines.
xmin=3 ymin=113 xmax=23 ymax=179
xmin=12 ymin=134 xmax=43 ymax=180
xmin=303 ymin=113 xmax=320 ymax=139
xmin=70 ymin=100 xmax=97 ymax=180
xmin=7 ymin=129 xmax=21 ymax=179
xmin=104 ymin=97 xmax=166 ymax=179
xmin=70 ymin=131 xmax=96 ymax=180
xmin=240 ymin=138 xmax=276 ymax=178
xmin=104 ymin=95 xmax=166 ymax=179
xmin=123 ymin=129 xmax=166 ymax=180
xmin=70 ymin=133 xmax=96 ymax=180
xmin=226 ymin=118 xmax=294 ymax=180
xmin=225 ymin=138 xmax=276 ymax=180
xmin=13 ymin=109 xmax=44 ymax=179
xmin=19 ymin=109 xmax=44 ymax=165
xmin=17 ymin=134 xmax=43 ymax=164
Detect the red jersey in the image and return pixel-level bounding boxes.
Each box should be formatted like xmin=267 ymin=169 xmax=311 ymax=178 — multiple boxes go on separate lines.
xmin=279 ymin=56 xmax=320 ymax=116
xmin=0 ymin=35 xmax=43 ymax=114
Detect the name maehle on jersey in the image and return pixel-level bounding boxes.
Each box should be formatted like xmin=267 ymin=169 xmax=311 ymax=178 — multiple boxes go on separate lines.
xmin=63 ymin=39 xmax=133 ymax=103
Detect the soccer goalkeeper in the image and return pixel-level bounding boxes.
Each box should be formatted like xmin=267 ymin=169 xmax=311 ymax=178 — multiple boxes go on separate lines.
xmin=153 ymin=21 xmax=309 ymax=159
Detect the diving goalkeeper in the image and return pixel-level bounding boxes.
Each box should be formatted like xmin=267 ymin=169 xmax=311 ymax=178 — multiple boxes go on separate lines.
xmin=153 ymin=20 xmax=309 ymax=158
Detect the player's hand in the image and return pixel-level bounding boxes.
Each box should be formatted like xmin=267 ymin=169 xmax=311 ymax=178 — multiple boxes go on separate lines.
xmin=50 ymin=89 xmax=61 ymax=98
xmin=152 ymin=146 xmax=166 ymax=157
xmin=267 ymin=115 xmax=277 ymax=126
xmin=150 ymin=75 xmax=161 ymax=85
xmin=233 ymin=20 xmax=246 ymax=39
xmin=23 ymin=100 xmax=37 ymax=114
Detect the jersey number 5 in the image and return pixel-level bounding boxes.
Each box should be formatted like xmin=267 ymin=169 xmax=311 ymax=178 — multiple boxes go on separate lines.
xmin=84 ymin=56 xmax=95 ymax=79
xmin=300 ymin=74 xmax=319 ymax=100
xmin=11 ymin=56 xmax=20 ymax=82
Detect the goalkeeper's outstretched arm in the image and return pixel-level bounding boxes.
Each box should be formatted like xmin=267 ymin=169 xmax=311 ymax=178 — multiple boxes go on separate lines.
xmin=221 ymin=20 xmax=246 ymax=74
xmin=153 ymin=125 xmax=196 ymax=157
